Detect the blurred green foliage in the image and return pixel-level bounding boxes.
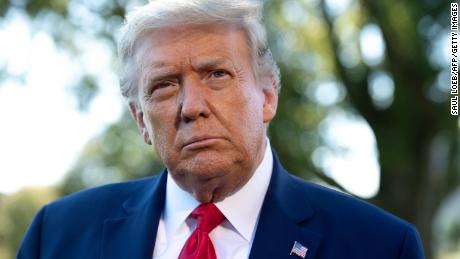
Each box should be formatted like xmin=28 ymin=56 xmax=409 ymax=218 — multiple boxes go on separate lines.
xmin=0 ymin=0 xmax=459 ymax=258
xmin=447 ymin=220 xmax=460 ymax=250
xmin=0 ymin=188 xmax=57 ymax=259
xmin=59 ymin=111 xmax=164 ymax=195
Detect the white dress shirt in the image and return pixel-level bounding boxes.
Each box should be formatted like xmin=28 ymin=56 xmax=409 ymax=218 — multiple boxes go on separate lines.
xmin=152 ymin=141 xmax=273 ymax=259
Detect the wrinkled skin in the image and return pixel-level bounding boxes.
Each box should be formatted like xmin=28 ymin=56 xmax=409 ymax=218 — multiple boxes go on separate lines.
xmin=129 ymin=23 xmax=278 ymax=202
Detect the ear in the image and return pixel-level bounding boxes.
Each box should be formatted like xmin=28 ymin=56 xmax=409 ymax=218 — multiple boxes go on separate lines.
xmin=128 ymin=101 xmax=152 ymax=145
xmin=262 ymin=78 xmax=278 ymax=123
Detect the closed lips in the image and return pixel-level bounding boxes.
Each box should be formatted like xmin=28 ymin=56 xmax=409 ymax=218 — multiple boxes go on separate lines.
xmin=183 ymin=136 xmax=220 ymax=147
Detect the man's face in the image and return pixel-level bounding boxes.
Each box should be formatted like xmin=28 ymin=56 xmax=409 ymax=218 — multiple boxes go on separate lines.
xmin=130 ymin=23 xmax=277 ymax=202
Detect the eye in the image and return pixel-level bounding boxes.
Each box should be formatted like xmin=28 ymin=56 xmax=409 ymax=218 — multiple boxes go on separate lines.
xmin=145 ymin=80 xmax=177 ymax=98
xmin=210 ymin=70 xmax=229 ymax=79
xmin=149 ymin=81 xmax=176 ymax=94
xmin=156 ymin=81 xmax=175 ymax=89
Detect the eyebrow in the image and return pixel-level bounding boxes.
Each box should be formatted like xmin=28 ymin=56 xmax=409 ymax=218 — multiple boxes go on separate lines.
xmin=141 ymin=56 xmax=234 ymax=84
xmin=142 ymin=62 xmax=179 ymax=79
xmin=141 ymin=67 xmax=180 ymax=91
xmin=145 ymin=61 xmax=174 ymax=70
xmin=191 ymin=57 xmax=233 ymax=71
xmin=144 ymin=57 xmax=232 ymax=70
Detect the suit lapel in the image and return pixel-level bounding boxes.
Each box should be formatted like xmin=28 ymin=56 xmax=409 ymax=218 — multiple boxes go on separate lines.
xmin=99 ymin=151 xmax=322 ymax=259
xmin=249 ymin=151 xmax=322 ymax=259
xmin=100 ymin=171 xmax=167 ymax=259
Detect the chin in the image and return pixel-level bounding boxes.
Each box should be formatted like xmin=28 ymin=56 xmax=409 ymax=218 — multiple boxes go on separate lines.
xmin=171 ymin=163 xmax=232 ymax=203
xmin=192 ymin=191 xmax=226 ymax=203
xmin=175 ymin=161 xmax=230 ymax=180
xmin=178 ymin=150 xmax=238 ymax=175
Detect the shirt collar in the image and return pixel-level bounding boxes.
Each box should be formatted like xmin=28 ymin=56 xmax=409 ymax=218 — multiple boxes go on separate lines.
xmin=163 ymin=139 xmax=273 ymax=242
xmin=163 ymin=173 xmax=199 ymax=240
xmin=215 ymin=140 xmax=273 ymax=241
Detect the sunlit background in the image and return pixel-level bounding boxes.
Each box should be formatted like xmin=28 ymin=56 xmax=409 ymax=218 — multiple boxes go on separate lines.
xmin=0 ymin=0 xmax=459 ymax=259
xmin=0 ymin=11 xmax=123 ymax=193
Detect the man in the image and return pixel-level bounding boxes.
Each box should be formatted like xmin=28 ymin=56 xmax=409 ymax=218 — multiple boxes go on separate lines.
xmin=18 ymin=0 xmax=424 ymax=258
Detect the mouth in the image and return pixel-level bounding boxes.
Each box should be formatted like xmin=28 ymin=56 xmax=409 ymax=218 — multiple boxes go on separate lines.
xmin=182 ymin=135 xmax=222 ymax=149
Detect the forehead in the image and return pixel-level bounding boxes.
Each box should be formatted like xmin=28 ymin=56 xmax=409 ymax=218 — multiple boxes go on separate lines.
xmin=135 ymin=23 xmax=253 ymax=69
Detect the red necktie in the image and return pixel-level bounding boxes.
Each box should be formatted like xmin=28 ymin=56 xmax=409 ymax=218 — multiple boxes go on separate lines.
xmin=178 ymin=203 xmax=225 ymax=259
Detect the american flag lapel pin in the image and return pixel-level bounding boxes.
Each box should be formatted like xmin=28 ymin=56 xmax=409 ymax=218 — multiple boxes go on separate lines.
xmin=290 ymin=241 xmax=308 ymax=258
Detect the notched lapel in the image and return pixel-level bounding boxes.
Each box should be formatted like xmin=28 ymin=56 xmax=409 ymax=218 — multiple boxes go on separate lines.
xmin=249 ymin=209 xmax=322 ymax=259
xmin=100 ymin=172 xmax=167 ymax=259
xmin=249 ymin=152 xmax=322 ymax=259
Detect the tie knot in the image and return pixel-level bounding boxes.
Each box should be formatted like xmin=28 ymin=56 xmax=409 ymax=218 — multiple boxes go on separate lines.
xmin=190 ymin=203 xmax=225 ymax=233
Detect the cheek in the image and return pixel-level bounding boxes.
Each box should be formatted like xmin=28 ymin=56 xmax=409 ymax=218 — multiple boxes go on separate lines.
xmin=228 ymin=87 xmax=265 ymax=137
xmin=148 ymin=100 xmax=177 ymax=131
xmin=240 ymin=88 xmax=264 ymax=121
xmin=145 ymin=104 xmax=178 ymax=156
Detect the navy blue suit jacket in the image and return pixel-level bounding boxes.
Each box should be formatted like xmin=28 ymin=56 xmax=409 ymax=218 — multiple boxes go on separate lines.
xmin=18 ymin=151 xmax=424 ymax=258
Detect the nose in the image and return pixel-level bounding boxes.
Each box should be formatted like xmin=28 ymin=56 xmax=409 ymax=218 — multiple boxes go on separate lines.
xmin=180 ymin=77 xmax=211 ymax=123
